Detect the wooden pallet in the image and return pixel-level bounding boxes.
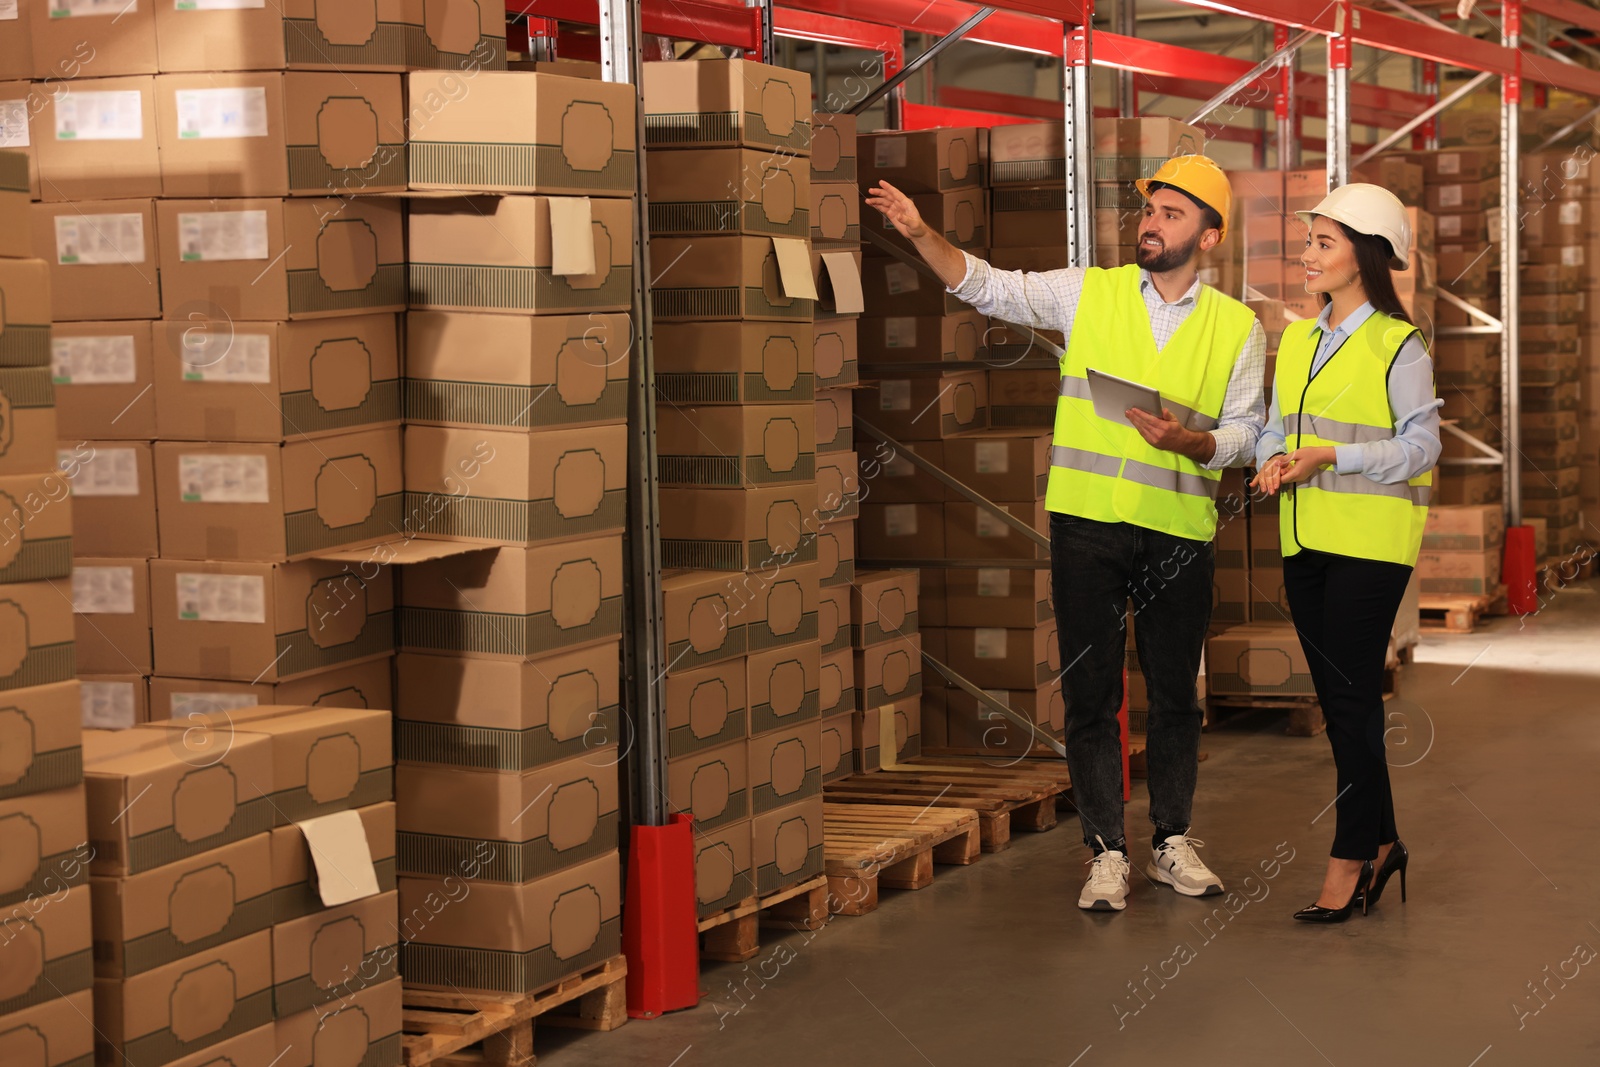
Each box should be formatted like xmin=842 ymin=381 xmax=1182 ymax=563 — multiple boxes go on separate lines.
xmin=402 ymin=956 xmax=627 ymax=1066
xmin=696 ymin=874 xmax=831 ymax=963
xmin=823 ymin=801 xmax=981 ymax=916
xmin=1419 ymin=590 xmax=1500 ymax=633
xmin=823 ymin=757 xmax=1071 ymax=853
xmin=1207 ymin=695 xmax=1325 ymax=736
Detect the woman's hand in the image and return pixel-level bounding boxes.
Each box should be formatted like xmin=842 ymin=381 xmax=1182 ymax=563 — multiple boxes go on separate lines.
xmin=864 ymin=181 xmax=928 ymax=240
xmin=1250 ymin=453 xmax=1290 ymax=496
xmin=1278 ymin=446 xmax=1338 ymax=487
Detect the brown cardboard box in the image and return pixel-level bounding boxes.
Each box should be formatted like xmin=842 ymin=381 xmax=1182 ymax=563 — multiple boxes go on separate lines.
xmin=857 ymin=254 xmax=965 ymax=317
xmin=850 ymin=569 xmax=919 ymax=647
xmin=1422 ymin=504 xmax=1505 ymax=552
xmin=940 ymin=430 xmax=1051 ymax=500
xmin=0 ymin=989 xmax=94 ymax=1067
xmin=811 ymin=179 xmax=861 ymax=245
xmin=666 ymin=739 xmax=747 ymax=831
xmin=69 ymin=559 xmax=149 ymax=675
xmin=992 ymin=184 xmax=1092 ymax=248
xmin=853 ymin=633 xmax=922 ymax=709
xmin=868 ymin=187 xmax=987 ymax=252
xmin=1426 ymin=180 xmax=1497 ymax=214
xmin=82 ymin=728 xmax=272 ymax=876
xmin=153 ymin=429 xmax=403 ymax=561
xmin=661 ymin=569 xmax=749 ymax=671
xmin=406 ymin=311 xmax=630 ymax=430
xmin=408 ymin=195 xmax=633 ymax=314
xmin=853 ymin=698 xmax=921 ymax=774
xmin=819 ymin=583 xmax=849 ymax=655
xmin=1206 ymin=623 xmax=1314 ymax=698
xmin=858 ymin=128 xmax=985 ymax=194
xmin=665 ymin=656 xmax=746 ymax=757
xmin=35 ymin=77 xmax=160 ymax=201
xmin=0 ymin=257 xmax=49 ymax=368
xmin=0 ymin=91 xmax=43 ymax=205
xmin=693 ymin=820 xmax=754 ymax=919
xmin=270 ymin=890 xmax=398 ymax=1016
xmin=49 ymin=322 xmax=155 ymax=440
xmin=860 ymin=439 xmax=944 ymax=504
xmin=1212 ymin=566 xmax=1249 ymax=628
xmin=649 ymin=147 xmax=809 ymax=238
xmin=815 ymin=388 xmax=852 ymax=453
xmin=857 ymin=310 xmax=987 ymax=366
xmin=928 ymin=686 xmax=1064 ymax=757
xmin=396 ymin=751 xmax=618 ymax=882
xmin=0 ymin=470 xmax=71 ymax=586
xmin=749 ymin=720 xmax=822 ymax=813
xmin=941 ymin=622 xmax=1056 ymax=691
xmin=0 ymin=368 xmax=57 ymax=477
xmin=857 ymin=501 xmax=943 ymax=561
xmin=150 ymin=557 xmax=394 ymax=682
xmin=94 ymin=928 xmax=274 ymax=1066
xmin=819 ymin=711 xmax=854 ymax=782
xmin=0 ymin=579 xmax=75 ymax=694
xmin=152 ymin=1 xmax=414 ymax=73
xmin=57 ymin=442 xmax=156 ymax=558
xmin=649 ymin=235 xmax=816 ymax=323
xmin=0 ymin=784 xmax=87 ymax=910
xmin=819 ymin=646 xmax=855 ymax=720
xmin=643 ymin=58 xmax=811 ymax=154
xmin=816 ymin=518 xmax=855 ymax=588
xmin=1416 ymin=549 xmax=1501 ymax=596
xmin=747 ymin=641 xmax=820 ymax=736
xmin=1354 ymin=157 xmax=1424 ymax=205
xmin=810 ymin=110 xmax=856 ymax=180
xmin=750 ymin=795 xmax=822 ymax=894
xmin=154 ymin=314 xmax=401 ymax=441
xmin=408 ymin=70 xmax=635 ymax=196
xmin=89 ymin=833 xmax=273 ymax=979
xmin=395 ymin=642 xmax=619 ymax=770
xmin=400 ymin=0 xmax=508 ymax=70
xmin=741 ymin=559 xmax=819 ymax=654
xmin=944 ymin=500 xmax=1048 ymax=562
xmin=1433 ymin=211 xmax=1488 ymax=243
xmin=813 ymin=315 xmax=858 ymax=389
xmin=657 ymin=403 xmax=815 ymax=487
xmin=396 ymin=539 xmax=623 ymax=659
xmin=31 ymin=201 xmax=158 ymax=322
xmin=274 ymin=977 xmax=403 ymax=1067
xmin=0 ymin=681 xmax=81 ymax=801
xmin=654 ymin=321 xmax=813 ymax=407
xmin=270 ymin=801 xmax=395 ymax=923
xmin=1248 ymin=568 xmax=1292 ymax=625
xmin=402 ymin=424 xmax=626 ymax=546
xmin=988 ymin=121 xmax=1071 ymax=186
xmin=1437 ymin=469 xmax=1502 ymax=506
xmin=945 ymin=566 xmax=1051 ymax=629
xmin=987 ymin=367 xmax=1057 ymax=429
xmin=398 ymin=851 xmax=620 ymax=995
xmin=150 ymin=656 xmax=394 ymax=721
xmin=860 ymin=371 xmax=987 ymax=442
xmin=659 ymin=483 xmax=816 ymax=572
xmin=23 ymin=2 xmax=154 ymax=78
xmin=0 ymin=885 xmax=91 ymax=1019
xmin=158 ymin=196 xmax=405 ymax=321
xmin=817 ymin=451 xmax=859 ymax=523
xmin=79 ymin=674 xmax=149 ymax=730
xmin=1093 ymin=115 xmax=1205 ymax=167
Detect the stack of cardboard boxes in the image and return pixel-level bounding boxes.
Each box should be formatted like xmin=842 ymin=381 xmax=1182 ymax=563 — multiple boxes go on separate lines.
xmin=849 ymin=569 xmax=924 ymax=766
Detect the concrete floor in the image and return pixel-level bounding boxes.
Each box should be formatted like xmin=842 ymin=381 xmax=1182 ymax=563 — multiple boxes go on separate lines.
xmin=541 ymin=588 xmax=1600 ymax=1067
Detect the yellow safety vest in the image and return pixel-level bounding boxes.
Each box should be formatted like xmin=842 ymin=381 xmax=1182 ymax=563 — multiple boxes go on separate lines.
xmin=1046 ymin=264 xmax=1256 ymax=541
xmin=1275 ymin=311 xmax=1432 ymax=567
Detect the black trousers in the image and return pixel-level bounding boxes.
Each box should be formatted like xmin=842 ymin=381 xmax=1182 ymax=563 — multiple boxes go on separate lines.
xmin=1282 ymin=548 xmax=1412 ymax=860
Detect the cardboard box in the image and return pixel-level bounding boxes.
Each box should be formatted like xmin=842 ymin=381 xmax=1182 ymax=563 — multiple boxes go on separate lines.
xmin=853 ymin=698 xmax=921 ymax=774
xmin=0 ymin=257 xmax=49 ymax=368
xmin=35 ymin=76 xmax=160 ymax=201
xmin=661 ymin=569 xmax=748 ymax=670
xmin=150 ymin=657 xmax=393 ymax=722
xmin=400 ymin=0 xmax=508 ymax=70
xmin=1437 ymin=469 xmax=1502 ymax=506
xmin=809 ymin=111 xmax=856 ymax=181
xmin=988 ymin=121 xmax=1071 ymax=186
xmin=987 ymin=367 xmax=1058 ymax=429
xmin=750 ymin=795 xmax=822 ymax=895
xmin=659 ymin=483 xmax=816 ymax=572
xmin=0 ymin=470 xmax=70 ymax=586
xmin=811 ymin=179 xmax=861 ymax=245
xmin=817 ymin=451 xmax=859 ymax=523
xmin=0 ymin=90 xmax=43 ymax=205
xmin=654 ymin=321 xmax=813 ymax=407
xmin=273 ymin=976 xmax=402 ymax=1067
xmin=93 ymin=928 xmax=273 ymax=1066
xmin=406 ymin=311 xmax=630 ymax=430
xmin=819 ymin=711 xmax=854 ymax=782
xmin=153 ymin=428 xmax=402 ymax=562
xmin=404 ymin=423 xmax=627 ymax=545
xmin=31 ymin=199 xmax=159 ymax=322
xmin=153 ymin=1 xmax=413 ymax=72
xmin=813 ymin=315 xmax=858 ymax=389
xmin=0 ymin=784 xmax=87 ymax=911
xmin=815 ymin=388 xmax=852 ymax=454
xmin=396 ymin=751 xmax=618 ymax=883
xmin=396 ymin=539 xmax=623 ymax=659
xmin=858 ymin=128 xmax=985 ymax=194
xmin=1416 ymin=549 xmax=1501 ymax=596
xmin=643 ymin=58 xmax=811 ymax=154
xmin=665 ymin=656 xmax=746 ymax=757
xmin=408 ymin=70 xmax=636 ymax=196
xmin=27 ymin=1 xmax=157 ymax=80
xmin=819 ymin=582 xmax=849 ymax=655
xmin=1211 ymin=566 xmax=1249 ymax=628
xmin=819 ymin=646 xmax=856 ymax=718
xmin=741 ymin=559 xmax=820 ymax=654
xmin=749 ymin=720 xmax=822 ymax=813
xmin=1422 ymin=504 xmax=1505 ymax=552
xmin=395 ymin=642 xmax=619 ymax=770
xmin=49 ymin=322 xmax=154 ymax=440
xmin=398 ymin=851 xmax=620 ymax=995
xmin=0 ymin=681 xmax=81 ymax=801
xmin=666 ymin=739 xmax=747 ymax=832
xmin=0 ymin=368 xmax=57 ymax=479
xmin=747 ymin=641 xmax=820 ymax=736
xmin=158 ymin=196 xmax=406 ymax=321
xmin=944 ymin=566 xmax=1051 ymax=629
xmin=940 ymin=430 xmax=1051 ymax=500
xmin=860 ymin=371 xmax=988 ymax=442
xmin=270 ymin=801 xmax=395 ymax=923
xmin=1354 ymin=157 xmax=1424 ymax=206
xmin=1426 ymin=180 xmax=1497 ymax=214
xmin=868 ymin=186 xmax=987 ymax=252
xmin=944 ymin=500 xmax=1047 ymax=562
xmin=154 ymin=313 xmax=401 ymax=441
xmin=649 ymin=147 xmax=808 ymax=238
xmin=68 ymin=558 xmax=149 ymax=675
xmin=856 ymin=254 xmax=965 ymax=317
xmin=849 ymin=569 xmax=919 ymax=647
xmin=812 ymin=247 xmax=863 ymax=317
xmin=0 ymin=885 xmax=91 ymax=1018
xmin=1093 ymin=116 xmax=1205 ymax=168
xmin=693 ymin=820 xmax=755 ymax=919
xmin=56 ymin=442 xmax=155 ymax=558
xmin=78 ymin=674 xmax=148 ymax=731
xmin=856 ymin=502 xmax=943 ymax=561
xmin=0 ymin=579 xmax=74 ymax=694
xmin=270 ymin=889 xmax=398 ymax=1016
xmin=0 ymin=989 xmax=94 ymax=1067
xmin=857 ymin=310 xmax=987 ymax=366
xmin=940 ymin=622 xmax=1056 ymax=691
xmin=657 ymin=403 xmax=815 ymax=488
xmin=1206 ymin=623 xmax=1314 ymax=698
xmin=930 ymin=685 xmax=1063 ymax=756
xmin=649 ymin=235 xmax=815 ymax=322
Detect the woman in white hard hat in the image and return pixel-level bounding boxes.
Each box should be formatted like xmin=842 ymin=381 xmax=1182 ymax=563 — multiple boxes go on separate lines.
xmin=1250 ymin=183 xmax=1441 ymax=923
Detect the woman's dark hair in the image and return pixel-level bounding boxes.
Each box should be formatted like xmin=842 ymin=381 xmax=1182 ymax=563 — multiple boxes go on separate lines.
xmin=1319 ymin=220 xmax=1412 ymax=324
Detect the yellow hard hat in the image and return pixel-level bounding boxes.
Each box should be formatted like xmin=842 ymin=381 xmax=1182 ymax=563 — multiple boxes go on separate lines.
xmin=1135 ymin=154 xmax=1232 ymax=240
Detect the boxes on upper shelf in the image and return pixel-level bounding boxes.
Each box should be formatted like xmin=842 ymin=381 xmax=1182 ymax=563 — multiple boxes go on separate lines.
xmin=643 ymin=58 xmax=812 ymax=154
xmin=32 ymin=200 xmax=158 ymax=322
xmin=649 ymin=235 xmax=817 ymax=323
xmin=649 ymin=147 xmax=809 ymax=238
xmin=654 ymin=321 xmax=814 ymax=407
xmin=857 ymin=310 xmax=987 ymax=367
xmin=859 ymin=371 xmax=988 ymax=441
xmin=810 ymin=111 xmax=857 ymax=181
xmin=1093 ymin=116 xmax=1205 ymax=177
xmin=859 ymin=127 xmax=987 ymax=195
xmin=659 ymin=483 xmax=816 ymax=571
xmin=9 ymin=1 xmax=156 ymax=80
xmin=149 ymin=656 xmax=394 ymax=722
xmin=35 ymin=76 xmax=160 ymax=201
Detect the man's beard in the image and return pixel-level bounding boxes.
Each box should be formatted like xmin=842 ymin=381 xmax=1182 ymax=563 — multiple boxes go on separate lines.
xmin=1134 ymin=229 xmax=1203 ymax=273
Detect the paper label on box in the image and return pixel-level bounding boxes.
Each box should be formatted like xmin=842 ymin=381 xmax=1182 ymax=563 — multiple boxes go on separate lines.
xmin=879 ymin=380 xmax=911 ymax=412
xmin=52 ymin=334 xmax=138 ymax=384
xmin=297 ymin=811 xmax=380 ymax=906
xmin=182 ymin=332 xmax=271 ymax=383
xmin=81 ymin=682 xmax=135 ymax=730
xmin=874 ymin=136 xmax=907 ymax=169
xmin=72 ymin=566 xmax=135 ymax=615
xmin=178 ymin=210 xmax=269 ymax=261
xmin=55 ymin=213 xmax=146 ymax=265
xmin=50 ymin=0 xmax=134 ymax=15
xmin=55 ymin=90 xmax=143 ymax=141
xmin=982 ymin=688 xmax=1010 ymax=709
xmin=0 ymin=101 xmax=28 ymax=147
xmin=884 ymin=317 xmax=917 ymax=349
xmin=975 ymin=509 xmax=1010 ymax=538
xmin=973 ymin=440 xmax=1010 ymax=474
xmin=0 ymin=0 xmax=15 ymax=19
xmin=175 ymin=88 xmax=269 ymax=140
xmin=884 ymin=504 xmax=917 ymax=537
xmin=177 ymin=573 xmax=266 ymax=623
xmin=1438 ymin=185 xmax=1463 ymax=208
xmin=974 ymin=628 xmax=1008 ymax=659
xmin=1563 ymin=247 xmax=1584 ymax=268
xmin=179 ymin=454 xmax=270 ymax=503
xmin=1438 ymin=215 xmax=1463 ymax=238
xmin=62 ymin=447 xmax=139 ymax=496
xmin=884 ymin=262 xmax=920 ymax=295
xmin=176 ymin=0 xmax=265 ymax=9
xmin=1438 ymin=153 xmax=1461 ymax=175
xmin=976 ymin=567 xmax=1011 ymax=598
xmin=1560 ymin=201 xmax=1582 ymax=226
xmin=172 ymin=691 xmax=259 ymax=717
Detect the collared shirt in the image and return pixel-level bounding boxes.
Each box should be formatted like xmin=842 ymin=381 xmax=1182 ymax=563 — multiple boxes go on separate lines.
xmin=1254 ymin=301 xmax=1443 ymax=484
xmin=949 ymin=252 xmax=1266 ymax=469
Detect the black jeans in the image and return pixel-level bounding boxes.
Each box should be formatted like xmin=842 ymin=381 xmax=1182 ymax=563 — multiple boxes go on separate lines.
xmin=1282 ymin=548 xmax=1411 ymax=860
xmin=1050 ymin=512 xmax=1214 ymax=851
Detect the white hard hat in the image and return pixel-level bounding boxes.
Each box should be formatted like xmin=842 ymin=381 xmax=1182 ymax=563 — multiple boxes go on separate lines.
xmin=1295 ymin=183 xmax=1412 ymax=270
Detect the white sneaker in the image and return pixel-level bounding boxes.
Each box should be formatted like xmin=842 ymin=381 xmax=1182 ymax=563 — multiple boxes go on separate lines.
xmin=1147 ymin=834 xmax=1224 ymax=897
xmin=1078 ymin=837 xmax=1130 ymax=911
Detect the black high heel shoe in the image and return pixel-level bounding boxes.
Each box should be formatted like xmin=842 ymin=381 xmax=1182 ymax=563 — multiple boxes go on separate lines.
xmin=1360 ymin=840 xmax=1408 ymax=907
xmin=1293 ymin=861 xmax=1374 ymax=924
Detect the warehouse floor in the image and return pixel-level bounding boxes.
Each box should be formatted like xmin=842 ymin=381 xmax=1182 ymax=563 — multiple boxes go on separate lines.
xmin=542 ymin=589 xmax=1600 ymax=1067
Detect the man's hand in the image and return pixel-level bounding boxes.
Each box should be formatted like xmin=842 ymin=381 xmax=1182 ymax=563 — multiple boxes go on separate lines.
xmin=1126 ymin=407 xmax=1215 ymax=463
xmin=865 ymin=181 xmax=928 ymax=240
xmin=1250 ymin=453 xmax=1290 ymax=496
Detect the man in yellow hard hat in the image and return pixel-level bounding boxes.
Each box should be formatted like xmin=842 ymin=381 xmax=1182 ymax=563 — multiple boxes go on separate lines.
xmin=868 ymin=154 xmax=1264 ymax=914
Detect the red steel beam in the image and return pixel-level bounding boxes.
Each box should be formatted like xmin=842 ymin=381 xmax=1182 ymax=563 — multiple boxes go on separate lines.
xmin=778 ymin=0 xmax=1063 ymax=54
xmin=773 ymin=9 xmax=902 ymax=59
xmin=1523 ymin=0 xmax=1600 ymax=34
xmin=505 ymin=0 xmax=760 ymax=50
xmin=936 ymin=87 xmax=1269 ymax=143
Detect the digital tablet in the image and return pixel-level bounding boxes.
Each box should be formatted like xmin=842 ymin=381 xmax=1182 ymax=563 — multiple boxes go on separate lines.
xmin=1086 ymin=368 xmax=1164 ymax=428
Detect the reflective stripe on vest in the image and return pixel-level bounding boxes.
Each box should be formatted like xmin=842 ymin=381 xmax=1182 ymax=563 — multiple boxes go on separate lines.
xmin=1049 ymin=445 xmax=1222 ymax=499
xmin=1058 ymin=373 xmax=1221 ymax=431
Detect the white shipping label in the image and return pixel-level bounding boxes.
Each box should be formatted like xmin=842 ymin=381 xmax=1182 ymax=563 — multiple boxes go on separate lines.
xmin=175 ymin=87 xmax=269 ymax=140
xmin=973 ymin=440 xmax=1010 ymax=474
xmin=1438 ymin=153 xmax=1461 ymax=175
xmin=883 ymin=317 xmax=917 ymax=349
xmin=1438 ymin=185 xmax=1463 ymax=208
xmin=178 ymin=210 xmax=270 ymax=262
xmin=874 ymin=136 xmax=907 ymax=169
xmin=884 ymin=262 xmax=920 ymax=295
xmin=0 ymin=0 xmax=16 ymax=19
xmin=1564 ymin=247 xmax=1585 ymax=268
xmin=177 ymin=0 xmax=266 ymax=9
xmin=80 ymin=682 xmax=135 ymax=730
xmin=72 ymin=566 xmax=135 ymax=615
xmin=973 ymin=628 xmax=1008 ymax=660
xmin=55 ymin=90 xmax=144 ymax=141
xmin=878 ymin=380 xmax=911 ymax=412
xmin=177 ymin=573 xmax=267 ymax=624
xmin=50 ymin=0 xmax=136 ymax=15
xmin=1559 ymin=201 xmax=1583 ymax=226
xmin=982 ymin=688 xmax=1011 ymax=709
xmin=976 ymin=568 xmax=1011 ymax=598
xmin=171 ymin=691 xmax=260 ymax=716
xmin=55 ymin=213 xmax=146 ymax=266
xmin=883 ymin=504 xmax=918 ymax=537
xmin=52 ymin=334 xmax=137 ymax=384
xmin=1438 ymin=215 xmax=1463 ymax=238
xmin=61 ymin=447 xmax=139 ymax=496
xmin=179 ymin=454 xmax=270 ymax=503
xmin=0 ymin=100 xmax=29 ymax=148
xmin=975 ymin=509 xmax=1010 ymax=539
xmin=182 ymin=332 xmax=272 ymax=382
